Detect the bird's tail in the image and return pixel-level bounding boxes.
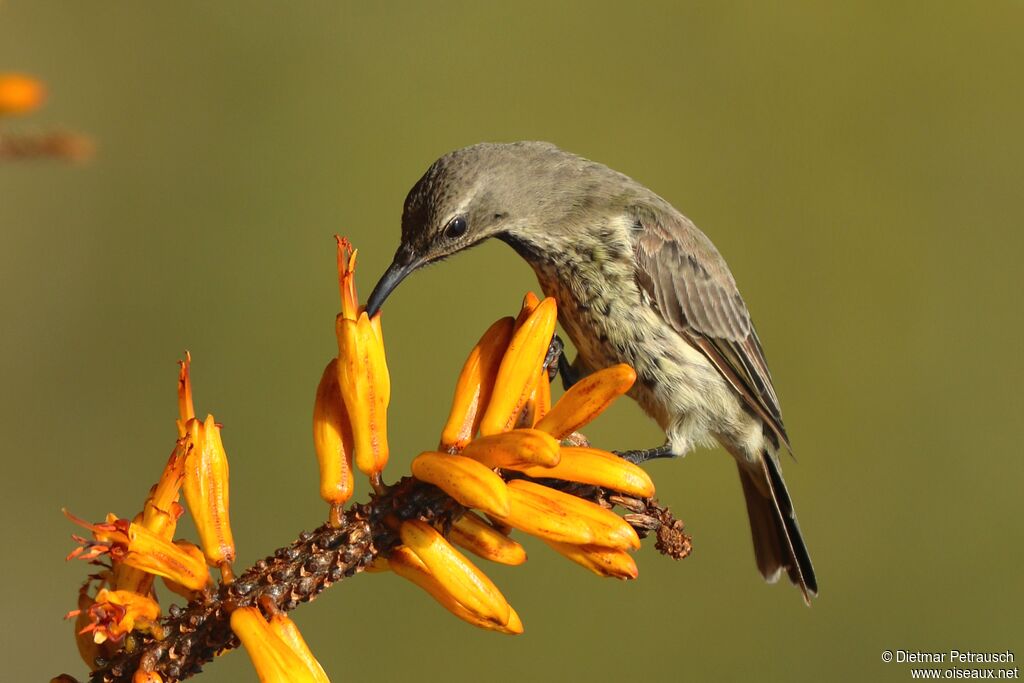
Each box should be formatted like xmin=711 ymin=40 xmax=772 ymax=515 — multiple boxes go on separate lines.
xmin=737 ymin=451 xmax=817 ymax=604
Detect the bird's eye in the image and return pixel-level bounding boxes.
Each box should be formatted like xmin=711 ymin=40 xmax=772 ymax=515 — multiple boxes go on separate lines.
xmin=444 ymin=216 xmax=468 ymax=240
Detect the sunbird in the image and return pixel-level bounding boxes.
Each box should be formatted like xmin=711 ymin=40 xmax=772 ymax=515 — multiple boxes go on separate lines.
xmin=366 ymin=141 xmax=817 ymax=602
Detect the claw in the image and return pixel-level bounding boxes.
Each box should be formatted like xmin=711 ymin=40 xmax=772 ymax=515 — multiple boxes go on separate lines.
xmin=542 ymin=334 xmax=563 ymax=382
xmin=614 ymin=444 xmax=675 ymax=464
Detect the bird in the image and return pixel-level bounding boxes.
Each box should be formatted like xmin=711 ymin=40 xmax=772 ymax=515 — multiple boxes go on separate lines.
xmin=364 ymin=141 xmax=817 ymax=602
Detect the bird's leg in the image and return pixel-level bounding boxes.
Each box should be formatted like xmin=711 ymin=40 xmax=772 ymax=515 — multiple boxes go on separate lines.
xmin=615 ymin=444 xmax=675 ymax=464
xmin=558 ymin=352 xmax=583 ymax=390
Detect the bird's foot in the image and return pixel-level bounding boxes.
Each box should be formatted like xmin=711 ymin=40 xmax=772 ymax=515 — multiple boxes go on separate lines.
xmin=543 ymin=334 xmax=564 ymax=382
xmin=543 ymin=334 xmax=583 ymax=389
xmin=615 ymin=444 xmax=675 ymax=464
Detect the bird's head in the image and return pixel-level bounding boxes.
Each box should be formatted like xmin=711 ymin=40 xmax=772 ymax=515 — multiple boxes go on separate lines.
xmin=365 ymin=141 xmax=570 ymax=316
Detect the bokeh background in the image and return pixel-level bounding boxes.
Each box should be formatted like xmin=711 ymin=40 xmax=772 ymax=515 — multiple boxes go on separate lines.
xmin=3 ymin=2 xmax=1021 ymax=681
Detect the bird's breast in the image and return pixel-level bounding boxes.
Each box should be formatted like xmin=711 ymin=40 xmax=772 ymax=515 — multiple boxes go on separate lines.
xmin=521 ymin=220 xmax=741 ymax=442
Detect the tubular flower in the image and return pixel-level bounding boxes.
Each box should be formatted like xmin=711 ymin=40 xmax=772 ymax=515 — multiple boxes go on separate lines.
xmin=138 ymin=440 xmax=188 ymax=540
xmin=332 ymin=237 xmax=390 ymax=479
xmin=399 ymin=520 xmax=513 ymax=627
xmin=65 ymin=513 xmax=210 ymax=591
xmin=410 ymin=451 xmax=510 ymax=518
xmin=449 ymin=511 xmax=527 ymax=566
xmin=479 ymin=297 xmax=558 ymax=435
xmin=111 ymin=439 xmax=190 ymax=593
xmin=0 ymin=73 xmax=45 ymax=115
xmin=438 ymin=317 xmax=515 ymax=452
xmin=388 ymin=546 xmax=524 ymax=634
xmin=313 ymin=358 xmax=355 ymax=518
xmin=515 ymin=446 xmax=655 ymax=499
xmin=182 ymin=414 xmax=236 ymax=569
xmin=75 ymin=589 xmax=161 ymax=645
xmin=542 ymin=541 xmax=639 ymax=580
xmin=231 ymin=607 xmax=331 ymax=683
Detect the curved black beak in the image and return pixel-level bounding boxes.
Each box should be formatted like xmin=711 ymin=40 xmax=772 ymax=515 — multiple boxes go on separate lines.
xmin=364 ymin=259 xmax=418 ymax=317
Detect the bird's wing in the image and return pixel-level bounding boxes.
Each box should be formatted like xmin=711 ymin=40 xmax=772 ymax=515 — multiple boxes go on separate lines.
xmin=630 ymin=203 xmax=790 ymax=449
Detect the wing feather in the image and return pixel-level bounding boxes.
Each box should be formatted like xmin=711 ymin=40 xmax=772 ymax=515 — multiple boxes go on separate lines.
xmin=631 ymin=204 xmax=790 ymax=449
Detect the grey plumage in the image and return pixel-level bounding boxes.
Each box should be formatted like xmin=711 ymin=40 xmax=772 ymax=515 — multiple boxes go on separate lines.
xmin=366 ymin=141 xmax=817 ymax=602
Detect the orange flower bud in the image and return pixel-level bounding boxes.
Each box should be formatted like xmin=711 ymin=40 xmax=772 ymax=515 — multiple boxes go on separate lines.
xmin=491 ymin=480 xmax=596 ymax=546
xmin=505 ymin=480 xmax=640 ymax=550
xmin=460 ymin=429 xmax=561 ymax=470
xmin=439 ymin=317 xmax=515 ymax=452
xmin=534 ymin=364 xmax=636 ymax=439
xmin=388 ymin=546 xmax=523 ymax=634
xmin=0 ymin=73 xmax=45 ymax=116
xmin=410 ymin=451 xmax=510 ymax=518
xmin=268 ymin=613 xmax=331 ymax=683
xmin=313 ymin=358 xmax=355 ymax=511
xmin=450 ymin=511 xmax=527 ymax=566
xmin=543 ymin=541 xmax=639 ymax=580
xmin=231 ymin=607 xmax=330 ymax=683
xmin=133 ymin=670 xmax=164 ymax=683
xmin=515 ymin=446 xmax=655 ymax=498
xmin=400 ymin=520 xmax=512 ymax=628
xmin=182 ymin=415 xmax=235 ymax=567
xmin=335 ymin=312 xmax=390 ymax=476
xmin=480 ymin=297 xmax=558 ymax=435
xmin=514 ymin=291 xmax=540 ymax=329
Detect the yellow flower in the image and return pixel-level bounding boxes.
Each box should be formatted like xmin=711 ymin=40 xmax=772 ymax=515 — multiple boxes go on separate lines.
xmin=182 ymin=414 xmax=236 ymax=570
xmin=313 ymin=358 xmax=355 ymax=522
xmin=479 ymin=297 xmax=558 ymax=435
xmin=387 ymin=546 xmax=523 ymax=634
xmin=73 ymin=588 xmax=161 ymax=645
xmin=332 ymin=237 xmax=390 ymax=481
xmin=231 ymin=607 xmax=330 ymax=683
xmin=438 ymin=317 xmax=515 ymax=452
xmin=0 ymin=73 xmax=45 ymax=116
xmin=65 ymin=512 xmax=210 ymax=592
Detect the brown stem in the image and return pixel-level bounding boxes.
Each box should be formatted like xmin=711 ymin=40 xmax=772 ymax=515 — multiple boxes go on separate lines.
xmin=78 ymin=476 xmax=689 ymax=683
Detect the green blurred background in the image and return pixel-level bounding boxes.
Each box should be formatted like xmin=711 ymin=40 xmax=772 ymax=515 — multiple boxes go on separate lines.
xmin=2 ymin=2 xmax=1021 ymax=681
